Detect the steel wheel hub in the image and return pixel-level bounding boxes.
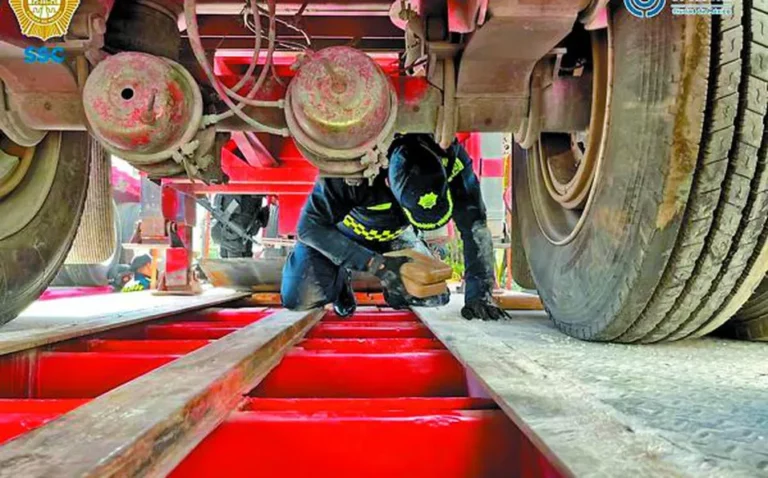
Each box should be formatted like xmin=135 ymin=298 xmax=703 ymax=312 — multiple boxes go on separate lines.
xmin=530 ymin=28 xmax=610 ymax=245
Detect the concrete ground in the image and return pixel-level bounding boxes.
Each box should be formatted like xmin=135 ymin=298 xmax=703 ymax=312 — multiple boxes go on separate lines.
xmin=417 ymin=302 xmax=768 ymax=477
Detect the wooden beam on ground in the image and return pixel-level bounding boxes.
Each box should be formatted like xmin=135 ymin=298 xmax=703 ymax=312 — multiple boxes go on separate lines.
xmin=0 ymin=308 xmax=323 ymax=478
xmin=413 ymin=301 xmax=751 ymax=478
xmin=238 ymin=292 xmax=387 ymax=307
xmin=493 ymin=291 xmax=543 ymax=311
xmin=0 ymin=288 xmax=249 ymax=356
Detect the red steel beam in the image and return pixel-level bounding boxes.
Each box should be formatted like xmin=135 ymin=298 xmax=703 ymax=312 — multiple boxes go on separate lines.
xmin=251 ymin=350 xmax=468 ymax=398
xmin=202 ymin=37 xmax=403 ymax=51
xmin=222 ymin=154 xmax=317 ymax=183
xmin=322 ymin=310 xmax=418 ymax=322
xmin=277 ymin=194 xmax=306 ymax=236
xmin=179 ymin=307 xmax=270 ymax=323
xmin=230 ymin=132 xmax=280 ymax=168
xmin=38 ymin=286 xmax=114 ymax=301
xmin=34 ymin=352 xmax=180 ymax=399
xmin=296 ymin=338 xmax=445 ymax=353
xmin=241 ymin=397 xmax=498 ymax=412
xmin=306 ymin=322 xmax=434 ymax=339
xmin=0 ymin=413 xmax=64 ymax=445
xmin=195 ymin=15 xmax=403 ymax=41
xmin=144 ymin=323 xmax=244 ymax=340
xmin=50 ymin=339 xmax=211 ymax=355
xmin=165 ymin=181 xmax=314 ymax=196
xmin=0 ymin=399 xmax=87 ymax=445
xmin=169 ymin=410 xmax=527 ymax=478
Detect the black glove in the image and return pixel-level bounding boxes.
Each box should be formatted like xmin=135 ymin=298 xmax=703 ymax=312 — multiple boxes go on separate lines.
xmin=369 ymin=255 xmax=412 ymax=310
xmin=461 ymin=295 xmax=510 ymax=321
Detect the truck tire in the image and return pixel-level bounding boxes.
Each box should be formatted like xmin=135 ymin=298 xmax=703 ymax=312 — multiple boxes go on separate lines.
xmin=729 ymin=275 xmax=768 ymax=340
xmin=515 ymin=3 xmax=768 ymax=342
xmin=54 ymin=201 xmax=141 ymax=287
xmin=0 ymin=132 xmax=90 ymax=325
xmin=510 ymin=198 xmax=536 ymax=290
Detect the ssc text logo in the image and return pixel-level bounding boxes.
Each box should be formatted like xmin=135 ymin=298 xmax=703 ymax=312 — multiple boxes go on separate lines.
xmin=624 ymin=0 xmax=666 ymax=18
xmin=24 ymin=46 xmax=65 ymax=64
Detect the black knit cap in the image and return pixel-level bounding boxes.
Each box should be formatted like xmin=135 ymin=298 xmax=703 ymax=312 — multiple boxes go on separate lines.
xmin=130 ymin=254 xmax=152 ymax=272
xmin=388 ymin=134 xmax=452 ymax=230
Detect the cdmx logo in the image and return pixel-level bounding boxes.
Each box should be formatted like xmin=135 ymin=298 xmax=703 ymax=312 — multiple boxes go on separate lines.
xmin=624 ymin=0 xmax=666 ymax=18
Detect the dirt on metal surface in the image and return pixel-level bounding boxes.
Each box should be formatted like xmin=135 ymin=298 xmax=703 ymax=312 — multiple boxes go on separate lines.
xmin=287 ymin=46 xmax=392 ymax=151
xmin=83 ymin=52 xmax=202 ymax=157
xmin=657 ymin=15 xmax=710 ymax=230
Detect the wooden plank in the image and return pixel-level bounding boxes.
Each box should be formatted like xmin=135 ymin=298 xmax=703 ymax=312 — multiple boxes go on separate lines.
xmin=493 ymin=291 xmax=543 ymax=311
xmin=239 ymin=292 xmax=388 ymax=307
xmin=0 ymin=288 xmax=249 ymax=356
xmin=413 ymin=301 xmax=756 ymax=478
xmin=0 ymin=308 xmax=323 ymax=478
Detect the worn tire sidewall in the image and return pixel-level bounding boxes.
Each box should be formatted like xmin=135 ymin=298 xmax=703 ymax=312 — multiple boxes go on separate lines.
xmin=515 ymin=7 xmax=709 ymax=340
xmin=0 ymin=132 xmax=90 ymax=324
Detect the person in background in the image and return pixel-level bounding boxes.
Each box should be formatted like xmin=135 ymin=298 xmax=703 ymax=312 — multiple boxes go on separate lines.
xmin=109 ymin=264 xmax=132 ymax=292
xmin=122 ymin=254 xmax=153 ymax=292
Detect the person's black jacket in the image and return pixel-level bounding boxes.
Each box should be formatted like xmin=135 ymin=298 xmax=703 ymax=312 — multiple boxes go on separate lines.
xmin=296 ymin=137 xmax=496 ymax=302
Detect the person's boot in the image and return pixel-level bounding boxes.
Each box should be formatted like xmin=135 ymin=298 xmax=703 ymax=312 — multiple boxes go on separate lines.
xmin=333 ymin=279 xmax=357 ymax=318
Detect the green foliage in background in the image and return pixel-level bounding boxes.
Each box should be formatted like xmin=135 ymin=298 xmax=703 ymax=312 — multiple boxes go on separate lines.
xmin=442 ymin=236 xmax=523 ymax=291
xmin=444 ymin=237 xmax=465 ymax=282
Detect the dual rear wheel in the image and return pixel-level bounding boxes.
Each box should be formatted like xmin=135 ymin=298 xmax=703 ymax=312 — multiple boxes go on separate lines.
xmin=515 ymin=2 xmax=768 ymax=341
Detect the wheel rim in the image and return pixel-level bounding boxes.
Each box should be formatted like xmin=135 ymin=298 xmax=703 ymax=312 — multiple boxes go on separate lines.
xmin=529 ymin=28 xmax=611 ymax=245
xmin=0 ymin=140 xmax=34 ymax=199
xmin=0 ymin=132 xmax=60 ymax=241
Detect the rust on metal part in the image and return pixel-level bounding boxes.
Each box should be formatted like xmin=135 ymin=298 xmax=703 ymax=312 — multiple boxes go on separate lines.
xmin=83 ymin=52 xmax=202 ymax=158
xmin=285 ymin=46 xmax=395 ymax=154
xmin=456 ymin=0 xmax=587 ymax=133
xmin=539 ymin=30 xmax=607 ymax=210
xmin=0 ymin=59 xmax=84 ymax=135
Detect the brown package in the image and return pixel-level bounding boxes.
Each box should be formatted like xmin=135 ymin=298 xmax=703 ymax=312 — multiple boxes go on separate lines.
xmin=384 ymin=249 xmax=452 ymax=284
xmin=384 ymin=249 xmax=452 ymax=299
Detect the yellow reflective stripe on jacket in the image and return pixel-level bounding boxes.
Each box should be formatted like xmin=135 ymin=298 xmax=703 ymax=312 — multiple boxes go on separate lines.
xmin=122 ymin=283 xmax=146 ymax=293
xmin=122 ymin=279 xmax=148 ymax=293
xmin=402 ymin=189 xmax=454 ymax=230
xmin=448 ymin=158 xmax=464 ymax=181
xmin=342 ymin=214 xmax=407 ymax=242
xmin=441 ymin=156 xmax=464 ymax=182
xmin=367 ymin=202 xmax=392 ymax=211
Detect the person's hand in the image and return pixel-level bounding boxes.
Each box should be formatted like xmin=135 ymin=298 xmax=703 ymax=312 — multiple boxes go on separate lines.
xmin=368 ymin=255 xmax=412 ymax=309
xmin=461 ymin=295 xmax=510 ymax=321
xmin=383 ymin=288 xmax=410 ymax=310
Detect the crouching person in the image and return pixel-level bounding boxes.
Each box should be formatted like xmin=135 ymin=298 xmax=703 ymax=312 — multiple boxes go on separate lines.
xmin=281 ymin=134 xmax=508 ymax=321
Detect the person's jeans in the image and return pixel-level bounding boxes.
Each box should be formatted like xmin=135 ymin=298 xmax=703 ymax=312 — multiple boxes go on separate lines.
xmin=281 ymin=228 xmax=449 ymax=310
